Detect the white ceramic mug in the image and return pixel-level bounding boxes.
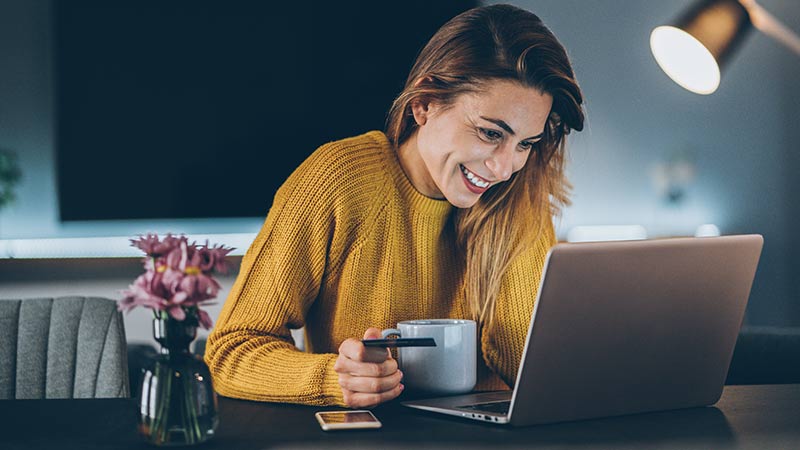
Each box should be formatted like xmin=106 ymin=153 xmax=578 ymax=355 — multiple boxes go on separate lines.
xmin=381 ymin=319 xmax=477 ymax=395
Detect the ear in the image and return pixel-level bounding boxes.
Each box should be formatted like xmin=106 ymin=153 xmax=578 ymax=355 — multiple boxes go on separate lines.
xmin=413 ymin=75 xmax=435 ymax=88
xmin=410 ymin=99 xmax=430 ymax=126
xmin=410 ymin=75 xmax=438 ymax=126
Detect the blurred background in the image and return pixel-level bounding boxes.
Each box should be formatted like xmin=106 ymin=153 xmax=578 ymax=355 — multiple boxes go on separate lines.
xmin=1 ymin=0 xmax=798 ymax=343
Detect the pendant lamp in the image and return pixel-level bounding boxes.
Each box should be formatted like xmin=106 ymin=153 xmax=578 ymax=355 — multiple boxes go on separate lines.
xmin=650 ymin=0 xmax=800 ymax=94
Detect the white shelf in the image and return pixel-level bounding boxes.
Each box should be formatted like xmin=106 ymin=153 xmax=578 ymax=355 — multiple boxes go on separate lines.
xmin=0 ymin=233 xmax=255 ymax=259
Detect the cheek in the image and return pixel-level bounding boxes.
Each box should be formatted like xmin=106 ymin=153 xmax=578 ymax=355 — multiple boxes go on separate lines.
xmin=418 ymin=120 xmax=450 ymax=157
xmin=512 ymin=152 xmax=531 ymax=173
xmin=422 ymin=126 xmax=463 ymax=167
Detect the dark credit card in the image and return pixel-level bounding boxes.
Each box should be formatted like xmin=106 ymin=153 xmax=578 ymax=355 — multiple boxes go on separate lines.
xmin=362 ymin=338 xmax=437 ymax=348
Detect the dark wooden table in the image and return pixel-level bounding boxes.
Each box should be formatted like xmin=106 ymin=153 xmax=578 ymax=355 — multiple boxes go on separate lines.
xmin=1 ymin=384 xmax=798 ymax=449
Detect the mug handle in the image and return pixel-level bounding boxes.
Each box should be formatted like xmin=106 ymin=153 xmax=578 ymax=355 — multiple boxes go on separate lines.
xmin=381 ymin=328 xmax=401 ymax=339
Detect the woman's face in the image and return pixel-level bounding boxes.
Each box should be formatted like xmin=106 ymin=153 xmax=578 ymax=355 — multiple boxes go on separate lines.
xmin=399 ymin=79 xmax=553 ymax=208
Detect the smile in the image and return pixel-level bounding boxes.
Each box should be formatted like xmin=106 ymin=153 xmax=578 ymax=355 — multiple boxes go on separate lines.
xmin=459 ymin=164 xmax=490 ymax=189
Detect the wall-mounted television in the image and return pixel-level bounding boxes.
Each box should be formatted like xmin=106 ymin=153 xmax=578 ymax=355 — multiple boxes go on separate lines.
xmin=55 ymin=0 xmax=476 ymax=221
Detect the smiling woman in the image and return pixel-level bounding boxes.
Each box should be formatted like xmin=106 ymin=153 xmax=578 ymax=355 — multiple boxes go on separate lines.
xmin=396 ymin=80 xmax=553 ymax=207
xmin=204 ymin=4 xmax=585 ymax=409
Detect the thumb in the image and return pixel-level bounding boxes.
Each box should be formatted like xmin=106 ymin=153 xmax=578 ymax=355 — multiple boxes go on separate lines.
xmin=363 ymin=327 xmax=383 ymax=340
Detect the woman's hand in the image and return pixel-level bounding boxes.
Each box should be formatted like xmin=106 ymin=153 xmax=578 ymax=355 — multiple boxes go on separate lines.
xmin=334 ymin=328 xmax=404 ymax=408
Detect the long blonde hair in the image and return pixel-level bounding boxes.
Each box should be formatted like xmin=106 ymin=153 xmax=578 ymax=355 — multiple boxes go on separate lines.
xmin=385 ymin=4 xmax=585 ymax=329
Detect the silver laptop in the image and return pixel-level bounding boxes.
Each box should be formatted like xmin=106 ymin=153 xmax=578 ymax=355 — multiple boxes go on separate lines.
xmin=402 ymin=234 xmax=763 ymax=426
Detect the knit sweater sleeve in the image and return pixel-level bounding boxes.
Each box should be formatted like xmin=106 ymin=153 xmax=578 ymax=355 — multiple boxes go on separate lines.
xmin=204 ymin=143 xmax=357 ymax=406
xmin=480 ymin=218 xmax=558 ymax=387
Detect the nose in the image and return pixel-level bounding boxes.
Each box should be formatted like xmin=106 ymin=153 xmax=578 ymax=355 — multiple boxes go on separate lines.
xmin=484 ymin=143 xmax=514 ymax=182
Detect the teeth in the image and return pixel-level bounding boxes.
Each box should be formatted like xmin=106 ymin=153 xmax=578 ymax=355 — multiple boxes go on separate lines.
xmin=460 ymin=165 xmax=489 ymax=188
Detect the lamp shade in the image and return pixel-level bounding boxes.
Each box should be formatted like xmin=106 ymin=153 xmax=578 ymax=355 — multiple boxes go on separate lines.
xmin=651 ymin=0 xmax=752 ymax=94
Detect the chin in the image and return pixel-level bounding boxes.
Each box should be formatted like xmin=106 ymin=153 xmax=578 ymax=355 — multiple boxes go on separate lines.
xmin=445 ymin=194 xmax=481 ymax=209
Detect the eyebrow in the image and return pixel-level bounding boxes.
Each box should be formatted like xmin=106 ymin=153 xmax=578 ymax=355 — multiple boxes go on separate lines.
xmin=480 ymin=116 xmax=544 ymax=141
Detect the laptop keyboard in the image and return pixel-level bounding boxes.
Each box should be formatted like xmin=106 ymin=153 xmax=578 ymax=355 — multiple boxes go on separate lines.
xmin=458 ymin=400 xmax=511 ymax=415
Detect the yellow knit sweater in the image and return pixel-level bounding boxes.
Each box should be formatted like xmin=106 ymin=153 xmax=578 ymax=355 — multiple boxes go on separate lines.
xmin=204 ymin=130 xmax=555 ymax=406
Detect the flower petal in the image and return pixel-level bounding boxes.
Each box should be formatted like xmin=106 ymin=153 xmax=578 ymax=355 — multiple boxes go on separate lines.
xmin=167 ymin=305 xmax=186 ymax=321
xmin=197 ymin=309 xmax=213 ymax=329
xmin=171 ymin=291 xmax=189 ymax=305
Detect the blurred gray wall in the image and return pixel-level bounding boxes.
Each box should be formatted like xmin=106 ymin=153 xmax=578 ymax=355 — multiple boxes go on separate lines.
xmin=492 ymin=0 xmax=800 ymax=326
xmin=0 ymin=0 xmax=57 ymax=237
xmin=1 ymin=0 xmax=799 ymax=325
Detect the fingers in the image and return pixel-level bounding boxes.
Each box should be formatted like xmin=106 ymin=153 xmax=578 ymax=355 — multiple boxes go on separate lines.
xmin=338 ymin=337 xmax=389 ymax=364
xmin=341 ymin=383 xmax=404 ymax=409
xmin=363 ymin=327 xmax=382 ymax=340
xmin=338 ymin=369 xmax=403 ymax=395
xmin=334 ymin=349 xmax=398 ymax=377
xmin=335 ymin=328 xmax=405 ymax=408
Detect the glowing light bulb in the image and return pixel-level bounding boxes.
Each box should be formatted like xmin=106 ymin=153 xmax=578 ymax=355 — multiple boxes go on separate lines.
xmin=650 ymin=26 xmax=721 ymax=95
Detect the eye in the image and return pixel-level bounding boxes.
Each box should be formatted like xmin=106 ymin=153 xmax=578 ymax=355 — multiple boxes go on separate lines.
xmin=517 ymin=140 xmax=537 ymax=152
xmin=478 ymin=127 xmax=503 ymax=142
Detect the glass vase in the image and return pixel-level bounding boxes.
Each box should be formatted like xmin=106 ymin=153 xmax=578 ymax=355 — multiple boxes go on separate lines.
xmin=137 ymin=314 xmax=219 ymax=446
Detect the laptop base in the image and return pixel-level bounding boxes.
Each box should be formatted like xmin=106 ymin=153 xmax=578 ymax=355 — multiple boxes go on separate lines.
xmin=402 ymin=390 xmax=512 ymax=424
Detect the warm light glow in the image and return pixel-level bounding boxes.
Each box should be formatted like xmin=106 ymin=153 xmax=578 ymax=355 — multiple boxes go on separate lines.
xmin=650 ymin=26 xmax=721 ymax=95
xmin=566 ymin=225 xmax=648 ymax=243
xmin=695 ymin=224 xmax=721 ymax=237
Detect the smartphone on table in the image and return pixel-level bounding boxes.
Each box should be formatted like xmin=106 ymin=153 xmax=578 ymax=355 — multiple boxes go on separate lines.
xmin=315 ymin=410 xmax=382 ymax=431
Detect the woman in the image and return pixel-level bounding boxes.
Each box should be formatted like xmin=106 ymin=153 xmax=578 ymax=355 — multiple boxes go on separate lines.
xmin=205 ymin=3 xmax=584 ymax=408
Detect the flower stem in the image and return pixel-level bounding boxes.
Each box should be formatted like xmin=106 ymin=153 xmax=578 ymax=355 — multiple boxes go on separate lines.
xmin=182 ymin=367 xmax=203 ymax=443
xmin=153 ymin=361 xmax=172 ymax=444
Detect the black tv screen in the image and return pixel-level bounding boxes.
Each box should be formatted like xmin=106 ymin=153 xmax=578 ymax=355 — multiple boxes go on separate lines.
xmin=55 ymin=0 xmax=476 ymax=221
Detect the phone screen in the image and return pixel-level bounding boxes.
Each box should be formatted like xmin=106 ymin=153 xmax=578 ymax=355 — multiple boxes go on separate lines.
xmin=315 ymin=410 xmax=382 ymax=430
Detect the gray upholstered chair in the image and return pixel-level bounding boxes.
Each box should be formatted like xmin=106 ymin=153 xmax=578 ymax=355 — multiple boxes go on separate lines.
xmin=0 ymin=296 xmax=129 ymax=399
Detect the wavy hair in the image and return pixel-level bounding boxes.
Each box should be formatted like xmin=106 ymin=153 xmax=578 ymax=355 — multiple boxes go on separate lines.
xmin=385 ymin=4 xmax=585 ymax=329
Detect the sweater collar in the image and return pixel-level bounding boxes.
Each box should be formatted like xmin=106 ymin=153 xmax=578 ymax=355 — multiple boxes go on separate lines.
xmin=367 ymin=131 xmax=453 ymax=220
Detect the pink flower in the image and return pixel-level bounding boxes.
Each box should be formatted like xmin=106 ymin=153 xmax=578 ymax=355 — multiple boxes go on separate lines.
xmin=188 ymin=242 xmax=234 ymax=274
xmin=197 ymin=309 xmax=213 ymax=329
xmin=182 ymin=276 xmax=220 ymax=307
xmin=168 ymin=304 xmax=186 ymax=321
xmin=191 ymin=246 xmax=215 ymax=272
xmin=131 ymin=233 xmax=188 ymax=258
xmin=117 ymin=233 xmax=235 ymax=330
xmin=160 ymin=267 xmax=185 ymax=294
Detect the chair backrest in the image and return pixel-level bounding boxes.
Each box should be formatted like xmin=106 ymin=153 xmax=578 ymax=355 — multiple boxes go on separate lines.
xmin=0 ymin=296 xmax=129 ymax=399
